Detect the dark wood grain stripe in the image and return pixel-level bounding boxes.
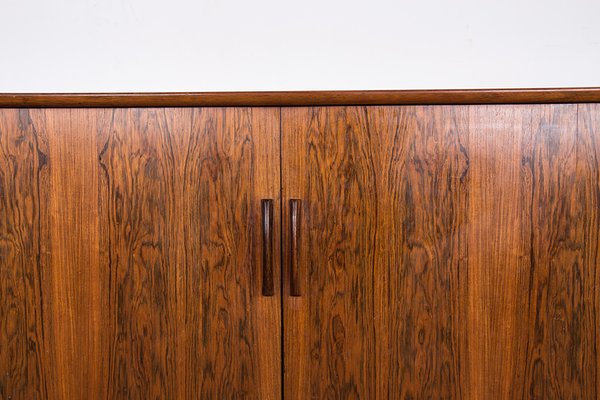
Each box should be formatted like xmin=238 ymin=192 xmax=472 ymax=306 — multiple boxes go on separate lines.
xmin=0 ymin=109 xmax=49 ymax=399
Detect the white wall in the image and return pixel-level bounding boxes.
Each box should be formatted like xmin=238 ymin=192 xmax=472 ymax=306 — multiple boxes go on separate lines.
xmin=1 ymin=0 xmax=599 ymax=92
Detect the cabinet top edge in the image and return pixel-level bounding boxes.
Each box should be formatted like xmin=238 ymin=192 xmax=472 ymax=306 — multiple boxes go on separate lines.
xmin=1 ymin=88 xmax=600 ymax=108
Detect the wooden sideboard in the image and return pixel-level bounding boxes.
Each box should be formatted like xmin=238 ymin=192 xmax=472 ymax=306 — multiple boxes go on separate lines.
xmin=1 ymin=89 xmax=600 ymax=399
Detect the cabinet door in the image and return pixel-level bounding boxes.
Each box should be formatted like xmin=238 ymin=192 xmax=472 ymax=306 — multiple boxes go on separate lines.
xmin=282 ymin=105 xmax=600 ymax=399
xmin=0 ymin=108 xmax=281 ymax=399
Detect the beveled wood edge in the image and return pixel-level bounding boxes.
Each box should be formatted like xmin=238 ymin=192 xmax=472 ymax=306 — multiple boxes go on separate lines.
xmin=0 ymin=88 xmax=599 ymax=107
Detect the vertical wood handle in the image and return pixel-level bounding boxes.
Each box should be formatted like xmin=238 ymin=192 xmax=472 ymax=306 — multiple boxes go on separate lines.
xmin=261 ymin=199 xmax=274 ymax=296
xmin=289 ymin=199 xmax=302 ymax=297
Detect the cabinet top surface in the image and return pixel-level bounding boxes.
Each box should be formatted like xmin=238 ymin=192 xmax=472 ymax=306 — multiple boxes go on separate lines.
xmin=1 ymin=88 xmax=600 ymax=108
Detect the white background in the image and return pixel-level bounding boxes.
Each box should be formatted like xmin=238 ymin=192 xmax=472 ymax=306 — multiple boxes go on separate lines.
xmin=1 ymin=0 xmax=599 ymax=92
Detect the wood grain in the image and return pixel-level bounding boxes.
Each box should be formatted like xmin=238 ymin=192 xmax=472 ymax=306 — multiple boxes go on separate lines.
xmin=0 ymin=109 xmax=50 ymax=399
xmin=282 ymin=106 xmax=467 ymax=399
xmin=578 ymin=104 xmax=600 ymax=400
xmin=520 ymin=104 xmax=598 ymax=399
xmin=282 ymin=104 xmax=600 ymax=399
xmin=98 ymin=107 xmax=282 ymax=399
xmin=45 ymin=109 xmax=108 ymax=399
xmin=2 ymin=103 xmax=600 ymax=399
xmin=0 ymin=107 xmax=282 ymax=399
xmin=466 ymin=104 xmax=598 ymax=399
xmin=1 ymin=88 xmax=600 ymax=108
xmin=465 ymin=105 xmax=538 ymax=398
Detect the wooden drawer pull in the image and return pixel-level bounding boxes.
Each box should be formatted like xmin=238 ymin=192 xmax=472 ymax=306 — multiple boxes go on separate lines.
xmin=261 ymin=199 xmax=274 ymax=296
xmin=289 ymin=199 xmax=302 ymax=297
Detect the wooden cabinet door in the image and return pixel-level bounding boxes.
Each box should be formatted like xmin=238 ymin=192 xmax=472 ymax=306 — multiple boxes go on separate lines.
xmin=0 ymin=108 xmax=282 ymax=399
xmin=281 ymin=105 xmax=600 ymax=399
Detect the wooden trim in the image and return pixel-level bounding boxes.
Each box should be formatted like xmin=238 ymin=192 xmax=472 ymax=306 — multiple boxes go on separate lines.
xmin=0 ymin=88 xmax=600 ymax=107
